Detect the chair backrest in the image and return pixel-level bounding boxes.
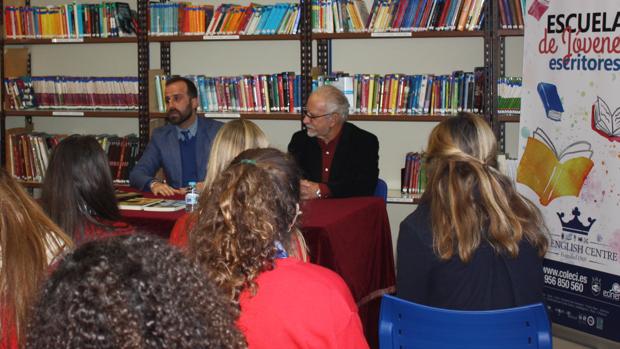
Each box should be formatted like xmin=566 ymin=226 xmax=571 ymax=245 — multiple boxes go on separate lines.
xmin=374 ymin=178 xmax=388 ymax=202
xmin=379 ymin=295 xmax=552 ymax=349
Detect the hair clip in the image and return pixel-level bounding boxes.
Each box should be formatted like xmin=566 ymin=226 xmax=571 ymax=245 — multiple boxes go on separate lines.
xmin=240 ymin=159 xmax=257 ymax=165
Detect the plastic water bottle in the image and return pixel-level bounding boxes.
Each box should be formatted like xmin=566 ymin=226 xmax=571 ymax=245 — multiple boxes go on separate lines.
xmin=185 ymin=181 xmax=199 ymax=212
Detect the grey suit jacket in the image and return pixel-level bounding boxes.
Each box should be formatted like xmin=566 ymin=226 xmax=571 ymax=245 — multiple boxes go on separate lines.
xmin=129 ymin=117 xmax=222 ymax=190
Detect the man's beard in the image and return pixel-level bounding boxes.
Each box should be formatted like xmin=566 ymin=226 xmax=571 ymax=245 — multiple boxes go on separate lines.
xmin=167 ymin=107 xmax=192 ymax=125
xmin=305 ymin=126 xmax=317 ymax=138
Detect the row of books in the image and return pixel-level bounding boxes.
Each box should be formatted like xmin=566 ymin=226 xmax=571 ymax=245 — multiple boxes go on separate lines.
xmin=5 ymin=0 xmax=491 ymax=39
xmin=311 ymin=0 xmax=370 ymax=33
xmin=6 ymin=133 xmax=138 ymax=184
xmin=149 ymin=2 xmax=213 ymax=36
xmin=367 ymin=0 xmax=487 ymax=33
xmin=4 ymin=2 xmax=136 ymax=39
xmin=4 ymin=76 xmax=139 ymax=110
xmin=154 ymin=73 xmax=303 ymax=113
xmin=207 ymin=3 xmax=300 ymax=35
xmin=149 ymin=2 xmax=301 ymax=36
xmin=316 ymin=68 xmax=486 ymax=115
xmin=401 ymin=152 xmax=427 ymax=194
xmin=497 ymin=0 xmax=524 ymax=29
xmin=497 ymin=76 xmax=521 ymax=115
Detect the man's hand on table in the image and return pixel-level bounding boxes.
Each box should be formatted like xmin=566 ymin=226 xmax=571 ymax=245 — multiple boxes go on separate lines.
xmin=150 ymin=181 xmax=186 ymax=197
xmin=300 ymin=179 xmax=322 ymax=200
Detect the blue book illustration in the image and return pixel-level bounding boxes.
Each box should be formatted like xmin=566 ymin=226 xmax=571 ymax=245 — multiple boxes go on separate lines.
xmin=537 ymin=82 xmax=564 ymax=121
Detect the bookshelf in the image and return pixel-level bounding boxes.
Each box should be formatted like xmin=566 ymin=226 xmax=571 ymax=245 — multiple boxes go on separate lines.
xmin=491 ymin=1 xmax=524 ymax=156
xmin=0 ymin=0 xmax=521 ymax=195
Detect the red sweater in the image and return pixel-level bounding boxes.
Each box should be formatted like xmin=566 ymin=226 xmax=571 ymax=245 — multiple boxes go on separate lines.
xmin=237 ymin=258 xmax=369 ymax=349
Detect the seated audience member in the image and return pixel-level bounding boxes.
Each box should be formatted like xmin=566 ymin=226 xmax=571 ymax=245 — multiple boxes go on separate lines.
xmin=129 ymin=76 xmax=222 ymax=196
xmin=203 ymin=119 xmax=269 ymax=192
xmin=0 ymin=168 xmax=72 ymax=349
xmin=189 ymin=148 xmax=368 ymax=348
xmin=41 ymin=135 xmax=134 ymax=244
xmin=288 ymin=85 xmax=379 ymax=199
xmin=396 ymin=113 xmax=549 ymax=310
xmin=27 ymin=235 xmax=246 ymax=349
xmin=169 ymin=120 xmax=307 ymax=260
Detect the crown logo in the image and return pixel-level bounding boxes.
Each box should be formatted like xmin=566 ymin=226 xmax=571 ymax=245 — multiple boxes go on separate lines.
xmin=557 ymin=207 xmax=596 ymax=240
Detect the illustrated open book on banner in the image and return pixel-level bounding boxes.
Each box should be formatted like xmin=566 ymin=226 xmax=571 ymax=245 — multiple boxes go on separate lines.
xmin=517 ymin=128 xmax=594 ymax=206
xmin=592 ymin=96 xmax=620 ymax=142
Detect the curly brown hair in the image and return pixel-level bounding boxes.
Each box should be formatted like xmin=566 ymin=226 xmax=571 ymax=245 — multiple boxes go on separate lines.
xmin=26 ymin=234 xmax=246 ymax=349
xmin=189 ymin=148 xmax=301 ymax=303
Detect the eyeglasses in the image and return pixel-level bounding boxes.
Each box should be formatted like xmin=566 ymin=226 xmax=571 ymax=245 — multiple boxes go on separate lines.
xmin=303 ymin=111 xmax=334 ymax=120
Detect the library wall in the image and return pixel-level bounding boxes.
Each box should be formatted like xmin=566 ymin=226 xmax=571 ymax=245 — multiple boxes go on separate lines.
xmin=5 ymin=0 xmax=525 ymax=254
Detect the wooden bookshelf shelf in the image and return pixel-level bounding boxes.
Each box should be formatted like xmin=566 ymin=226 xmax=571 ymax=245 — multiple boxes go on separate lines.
xmin=3 ymin=37 xmax=138 ymax=45
xmin=16 ymin=180 xmax=42 ymax=188
xmin=4 ymin=110 xmax=139 ymax=118
xmin=312 ymin=30 xmax=484 ymax=40
xmin=387 ymin=189 xmax=422 ymax=204
xmin=150 ymin=112 xmax=301 ymax=120
xmin=149 ymin=112 xmax=451 ymax=122
xmin=497 ymin=29 xmax=524 ymax=37
xmin=348 ymin=114 xmax=448 ymax=122
xmin=148 ymin=34 xmax=299 ymax=42
xmin=497 ymin=114 xmax=520 ymax=122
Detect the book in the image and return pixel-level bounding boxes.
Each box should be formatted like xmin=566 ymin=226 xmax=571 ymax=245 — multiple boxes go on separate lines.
xmin=537 ymin=82 xmax=563 ymax=121
xmin=527 ymin=0 xmax=548 ymax=21
xmin=142 ymin=200 xmax=186 ymax=212
xmin=516 ymin=128 xmax=594 ymax=206
xmin=118 ymin=197 xmax=164 ymax=210
xmin=591 ymin=96 xmax=620 ymax=142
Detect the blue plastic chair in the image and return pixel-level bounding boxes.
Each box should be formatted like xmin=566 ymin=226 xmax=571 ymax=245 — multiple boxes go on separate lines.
xmin=374 ymin=178 xmax=388 ymax=202
xmin=379 ymin=295 xmax=552 ymax=349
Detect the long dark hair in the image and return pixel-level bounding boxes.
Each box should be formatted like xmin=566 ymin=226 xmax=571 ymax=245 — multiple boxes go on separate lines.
xmin=189 ymin=148 xmax=301 ymax=302
xmin=41 ymin=135 xmax=120 ymax=243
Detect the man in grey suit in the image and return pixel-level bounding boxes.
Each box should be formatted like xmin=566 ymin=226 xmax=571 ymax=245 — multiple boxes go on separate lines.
xmin=130 ymin=77 xmax=222 ymax=196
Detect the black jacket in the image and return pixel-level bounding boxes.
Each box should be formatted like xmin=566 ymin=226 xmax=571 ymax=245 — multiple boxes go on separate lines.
xmin=396 ymin=201 xmax=545 ymax=310
xmin=288 ymin=122 xmax=379 ymax=198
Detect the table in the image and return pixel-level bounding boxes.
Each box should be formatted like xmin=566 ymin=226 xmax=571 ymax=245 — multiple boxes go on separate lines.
xmin=301 ymin=197 xmax=395 ymax=348
xmin=121 ymin=195 xmax=395 ymax=348
xmin=118 ymin=189 xmax=185 ymax=238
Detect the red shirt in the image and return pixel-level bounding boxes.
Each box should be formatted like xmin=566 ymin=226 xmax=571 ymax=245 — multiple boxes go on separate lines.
xmin=237 ymin=258 xmax=368 ymax=349
xmin=317 ymin=128 xmax=343 ymax=198
xmin=75 ymin=219 xmax=134 ymax=245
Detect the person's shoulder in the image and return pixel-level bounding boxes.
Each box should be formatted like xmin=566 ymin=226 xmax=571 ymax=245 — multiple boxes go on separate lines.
xmin=270 ymin=258 xmax=350 ymax=293
xmin=289 ymin=129 xmax=311 ymax=145
xmin=400 ymin=201 xmax=432 ymax=242
xmin=198 ymin=117 xmax=224 ymax=128
xmin=151 ymin=123 xmax=175 ymax=138
xmin=345 ymin=122 xmax=378 ymax=142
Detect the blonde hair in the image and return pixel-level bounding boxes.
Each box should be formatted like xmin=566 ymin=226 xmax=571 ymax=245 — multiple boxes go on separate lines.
xmin=0 ymin=169 xmax=73 ymax=346
xmin=204 ymin=119 xmax=269 ymax=190
xmin=424 ymin=113 xmax=548 ymax=262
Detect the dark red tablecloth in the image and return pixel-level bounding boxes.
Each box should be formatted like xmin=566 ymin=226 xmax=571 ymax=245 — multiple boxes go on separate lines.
xmin=119 ymin=190 xmax=185 ymax=239
xmin=301 ymin=197 xmax=395 ymax=348
xmin=120 ymin=194 xmax=395 ymax=348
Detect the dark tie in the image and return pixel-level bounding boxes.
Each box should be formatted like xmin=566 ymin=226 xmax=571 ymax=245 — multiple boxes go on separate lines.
xmin=181 ymin=130 xmax=191 ymax=142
